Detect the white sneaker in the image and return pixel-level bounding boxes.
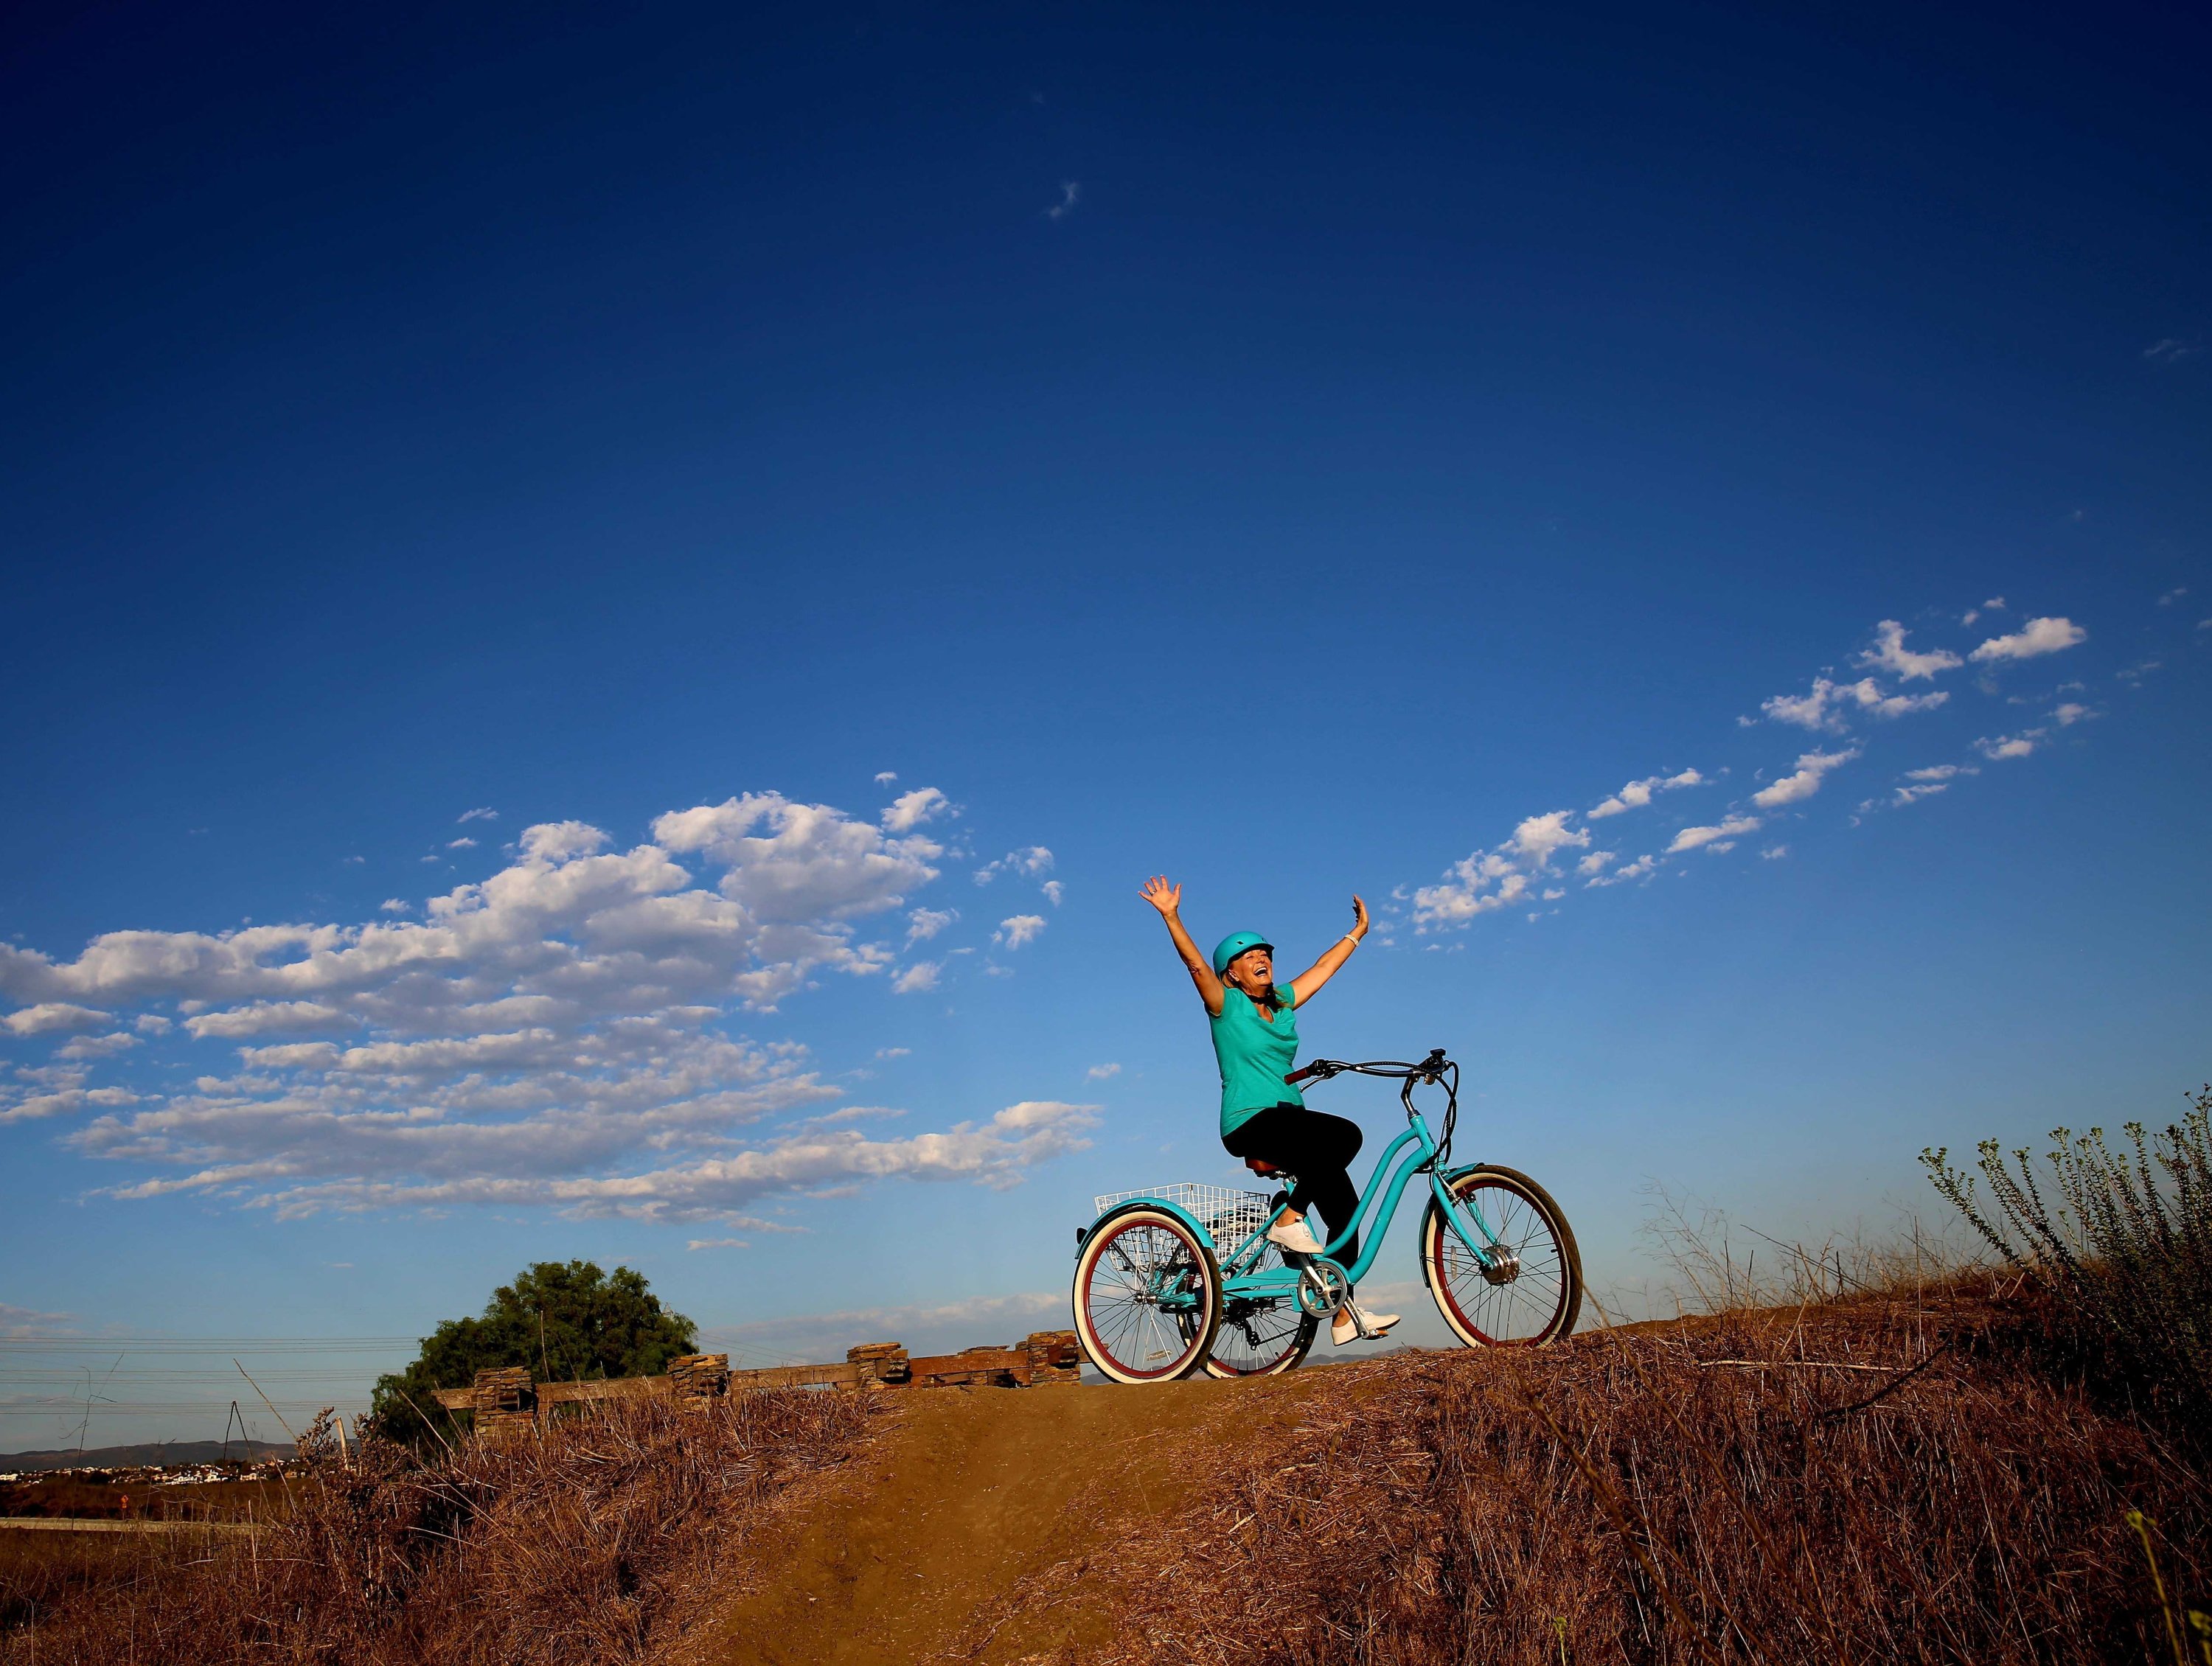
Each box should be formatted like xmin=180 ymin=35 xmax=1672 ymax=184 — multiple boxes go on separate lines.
xmin=1265 ymin=1215 xmax=1326 ymax=1255
xmin=1332 ymin=1302 xmax=1401 ymax=1346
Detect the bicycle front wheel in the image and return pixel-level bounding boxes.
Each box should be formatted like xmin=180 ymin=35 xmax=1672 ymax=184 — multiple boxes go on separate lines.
xmin=1420 ymin=1165 xmax=1582 ymax=1347
xmin=1073 ymin=1205 xmax=1222 ymax=1384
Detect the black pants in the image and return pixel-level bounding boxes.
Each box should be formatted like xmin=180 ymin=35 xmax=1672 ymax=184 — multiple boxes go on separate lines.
xmin=1222 ymin=1104 xmax=1364 ymax=1267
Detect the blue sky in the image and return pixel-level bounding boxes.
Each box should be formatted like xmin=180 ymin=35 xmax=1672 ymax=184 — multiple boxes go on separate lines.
xmin=3 ymin=2 xmax=2207 ymax=1444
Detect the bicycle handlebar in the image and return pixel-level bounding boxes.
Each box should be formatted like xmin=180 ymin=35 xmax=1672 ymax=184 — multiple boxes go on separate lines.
xmin=1285 ymin=1048 xmax=1450 ymax=1087
xmin=1284 ymin=1050 xmax=1461 ymax=1169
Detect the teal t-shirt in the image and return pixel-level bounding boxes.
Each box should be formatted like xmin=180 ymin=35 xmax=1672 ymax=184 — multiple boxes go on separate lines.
xmin=1211 ymin=983 xmax=1303 ymax=1137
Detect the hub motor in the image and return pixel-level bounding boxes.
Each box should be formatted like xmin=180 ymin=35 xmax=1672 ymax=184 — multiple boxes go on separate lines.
xmin=1479 ymin=1241 xmax=1522 ymax=1286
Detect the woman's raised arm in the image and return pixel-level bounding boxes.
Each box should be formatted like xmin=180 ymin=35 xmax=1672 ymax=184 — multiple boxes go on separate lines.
xmin=1140 ymin=876 xmax=1226 ymax=1017
xmin=1287 ymin=894 xmax=1369 ymax=1007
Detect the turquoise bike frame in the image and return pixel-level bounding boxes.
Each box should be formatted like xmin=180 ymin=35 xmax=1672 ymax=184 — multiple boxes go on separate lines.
xmin=1214 ymin=1108 xmax=1500 ymax=1299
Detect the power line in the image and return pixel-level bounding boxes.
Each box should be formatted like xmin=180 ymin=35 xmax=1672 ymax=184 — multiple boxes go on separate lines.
xmin=0 ymin=1336 xmax=420 ymax=1350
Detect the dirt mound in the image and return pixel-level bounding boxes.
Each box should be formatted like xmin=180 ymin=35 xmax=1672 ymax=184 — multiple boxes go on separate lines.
xmin=698 ymin=1371 xmax=1348 ymax=1665
xmin=696 ymin=1292 xmax=2212 ymax=1666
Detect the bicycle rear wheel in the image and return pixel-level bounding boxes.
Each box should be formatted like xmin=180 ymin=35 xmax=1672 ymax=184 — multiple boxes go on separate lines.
xmin=1420 ymin=1165 xmax=1582 ymax=1347
xmin=1204 ymin=1243 xmax=1318 ymax=1378
xmin=1073 ymin=1205 xmax=1222 ymax=1384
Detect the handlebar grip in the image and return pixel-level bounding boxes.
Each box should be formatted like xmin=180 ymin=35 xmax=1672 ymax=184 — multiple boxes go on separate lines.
xmin=1284 ymin=1064 xmax=1318 ymax=1084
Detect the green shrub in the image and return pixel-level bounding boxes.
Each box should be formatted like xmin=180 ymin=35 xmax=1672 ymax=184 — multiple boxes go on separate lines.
xmin=1922 ymin=1085 xmax=2212 ymax=1432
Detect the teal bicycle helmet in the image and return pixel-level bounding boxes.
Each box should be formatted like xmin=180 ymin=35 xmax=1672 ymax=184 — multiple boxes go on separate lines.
xmin=1211 ymin=931 xmax=1274 ymax=976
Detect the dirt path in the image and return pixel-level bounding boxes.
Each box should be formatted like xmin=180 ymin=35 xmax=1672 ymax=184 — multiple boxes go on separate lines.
xmin=698 ymin=1374 xmax=1329 ymax=1665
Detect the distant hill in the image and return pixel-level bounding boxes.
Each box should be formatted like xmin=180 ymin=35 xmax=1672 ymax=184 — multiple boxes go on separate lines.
xmin=0 ymin=1440 xmax=288 ymax=1472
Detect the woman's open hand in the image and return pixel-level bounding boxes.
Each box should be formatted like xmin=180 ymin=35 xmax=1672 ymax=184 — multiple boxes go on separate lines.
xmin=1350 ymin=893 xmax=1370 ymax=941
xmin=1143 ymin=876 xmax=1221 ymax=1011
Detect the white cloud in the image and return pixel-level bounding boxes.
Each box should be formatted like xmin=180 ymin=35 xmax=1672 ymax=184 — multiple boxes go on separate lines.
xmin=1041 ymin=880 xmax=1064 ymax=907
xmin=1044 ymin=181 xmax=1080 ymax=220
xmin=1414 ymin=812 xmax=1596 ymax=927
xmin=1588 ymin=854 xmax=1655 ymax=886
xmin=184 ymin=1002 xmax=350 ymax=1039
xmin=1402 ymin=598 xmax=2108 ymax=933
xmin=874 ymin=771 xmax=898 ymax=786
xmin=1760 ymin=677 xmax=1945 ymax=731
xmin=0 ymin=1084 xmax=136 ymax=1126
xmin=2157 ymin=588 xmax=2188 ymax=607
xmin=1891 ymin=783 xmax=1949 ymax=806
xmin=448 ymin=837 xmax=477 ymax=850
xmin=1857 ymin=620 xmax=1962 ymax=681
xmin=1975 ymin=730 xmax=2046 ymax=761
xmin=1508 ymin=812 xmax=1589 ymax=868
xmin=4 ymin=1003 xmax=111 ymax=1036
xmin=892 ymin=962 xmax=941 ymax=994
xmin=134 ymin=1014 xmax=171 ymax=1035
xmin=653 ymin=792 xmax=942 ymax=924
xmin=1760 ymin=680 xmax=1846 ymax=731
xmin=0 ymin=1300 xmax=71 ymax=1338
xmin=2143 ymin=338 xmax=2199 ymax=363
xmin=1668 ymin=816 xmax=1761 ymax=854
xmin=1854 ymin=684 xmax=1949 ymax=720
xmin=458 ymin=808 xmax=497 ymax=823
xmin=1413 ymin=858 xmax=1531 ymax=924
xmin=974 ymin=847 xmax=1054 ymax=885
xmin=122 ymin=1100 xmax=1099 ymax=1223
xmin=880 ymin=787 xmax=952 ymax=833
xmin=1969 ymin=616 xmax=2086 ymax=663
xmin=1751 ymin=747 xmax=1859 ymax=809
xmin=995 ymin=915 xmax=1047 ymax=949
xmin=876 ymin=1047 xmax=911 ymax=1059
xmin=1086 ymin=1062 xmax=1121 ymax=1080
xmin=378 ymin=899 xmax=410 ymax=913
xmin=1760 ymin=846 xmax=1789 ymax=860
xmin=0 ymin=787 xmax=1096 ymax=1224
xmin=686 ymin=1238 xmax=749 ymax=1251
xmin=1587 ymin=768 xmax=1703 ymax=818
xmin=905 ymin=907 xmax=956 ymax=944
xmin=58 ymin=1032 xmax=137 ymax=1060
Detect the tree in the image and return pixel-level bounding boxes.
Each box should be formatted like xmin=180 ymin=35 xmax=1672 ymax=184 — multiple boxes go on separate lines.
xmin=370 ymin=1261 xmax=697 ymax=1446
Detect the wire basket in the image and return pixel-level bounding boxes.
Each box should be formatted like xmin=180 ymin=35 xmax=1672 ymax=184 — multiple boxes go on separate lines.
xmin=1092 ymin=1182 xmax=1281 ymax=1249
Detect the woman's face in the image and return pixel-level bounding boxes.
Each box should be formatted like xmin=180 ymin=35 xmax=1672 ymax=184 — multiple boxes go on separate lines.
xmin=1225 ymin=946 xmax=1274 ymax=995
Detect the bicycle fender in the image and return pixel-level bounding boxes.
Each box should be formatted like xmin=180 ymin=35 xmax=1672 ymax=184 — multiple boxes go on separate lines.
xmin=1075 ymin=1196 xmax=1219 ymax=1261
xmin=1419 ymin=1165 xmax=1502 ymax=1277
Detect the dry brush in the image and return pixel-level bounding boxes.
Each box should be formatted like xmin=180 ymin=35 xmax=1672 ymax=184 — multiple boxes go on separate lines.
xmin=1 ymin=1387 xmax=881 ymax=1666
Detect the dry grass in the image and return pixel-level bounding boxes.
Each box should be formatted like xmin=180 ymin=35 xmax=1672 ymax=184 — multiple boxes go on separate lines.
xmin=1 ymin=1387 xmax=882 ymax=1666
xmin=990 ymin=1281 xmax=2209 ymax=1665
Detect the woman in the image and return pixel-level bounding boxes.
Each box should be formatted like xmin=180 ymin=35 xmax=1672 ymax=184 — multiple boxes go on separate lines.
xmin=1139 ymin=876 xmax=1400 ymax=1346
